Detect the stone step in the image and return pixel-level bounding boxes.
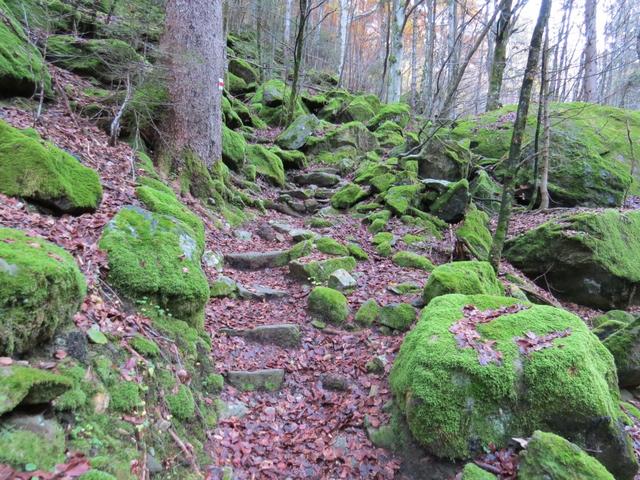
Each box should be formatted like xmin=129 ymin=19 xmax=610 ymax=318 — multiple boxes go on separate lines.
xmin=220 ymin=324 xmax=301 ymax=348
xmin=237 ymin=284 xmax=289 ymax=301
xmin=293 ymin=171 xmax=341 ymax=187
xmin=225 ymin=369 xmax=285 ymax=392
xmin=224 ymin=250 xmax=290 ymax=270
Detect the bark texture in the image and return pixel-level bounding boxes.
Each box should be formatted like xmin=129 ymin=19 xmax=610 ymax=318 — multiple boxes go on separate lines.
xmin=581 ymin=0 xmax=598 ymax=102
xmin=485 ymin=0 xmax=513 ymax=111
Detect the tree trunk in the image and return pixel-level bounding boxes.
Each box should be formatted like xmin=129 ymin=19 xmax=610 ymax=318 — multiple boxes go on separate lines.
xmin=445 ymin=0 xmax=458 ymax=113
xmin=161 ymin=0 xmax=223 ymax=189
xmin=283 ymin=0 xmax=293 ymax=80
xmin=489 ymin=0 xmax=552 ymax=270
xmin=557 ymin=0 xmax=574 ymax=101
xmin=410 ymin=10 xmax=418 ymax=109
xmin=287 ymin=0 xmax=309 ymax=125
xmin=338 ymin=0 xmax=349 ymax=84
xmin=539 ymin=29 xmax=551 ymax=209
xmin=421 ymin=0 xmax=436 ymax=116
xmin=485 ymin=0 xmax=513 ymax=111
xmin=581 ymin=0 xmax=598 ymax=102
xmin=387 ymin=0 xmax=404 ymax=103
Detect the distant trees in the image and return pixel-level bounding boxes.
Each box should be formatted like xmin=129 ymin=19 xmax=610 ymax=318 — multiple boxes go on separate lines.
xmin=485 ymin=0 xmax=513 ymax=111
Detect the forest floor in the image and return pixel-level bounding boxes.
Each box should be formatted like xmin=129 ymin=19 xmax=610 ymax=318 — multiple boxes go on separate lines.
xmin=3 ymin=87 xmax=639 ymax=479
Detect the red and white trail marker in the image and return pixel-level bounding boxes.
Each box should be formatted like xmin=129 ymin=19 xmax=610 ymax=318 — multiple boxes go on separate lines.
xmin=218 ymin=78 xmax=224 ymax=91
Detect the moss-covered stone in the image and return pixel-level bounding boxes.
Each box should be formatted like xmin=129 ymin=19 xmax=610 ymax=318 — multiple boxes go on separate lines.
xmin=372 ymin=232 xmax=395 ymax=257
xmin=355 ymin=299 xmax=381 ymax=327
xmin=470 ymin=170 xmax=502 ymax=216
xmin=209 ymin=275 xmax=237 ymax=298
xmin=0 ymin=365 xmax=72 ymax=415
xmin=308 ymin=287 xmax=349 ymax=324
xmin=378 ymin=303 xmax=416 ymax=331
xmin=245 ymin=144 xmax=285 ymax=186
xmin=0 ymin=0 xmax=51 ymax=98
xmin=166 ymin=384 xmax=195 ymax=421
xmin=0 ymin=417 xmax=65 ymax=471
xmin=306 ymin=121 xmax=379 ymax=158
xmin=368 ymin=103 xmax=410 ymax=130
xmin=593 ymin=310 xmax=636 ymax=327
xmin=346 ymin=242 xmax=368 ymax=261
xmin=47 ymin=35 xmax=144 ymax=84
xmin=130 ymin=335 xmax=160 ymax=358
xmin=602 ymin=318 xmax=640 ymax=387
xmin=331 ymin=183 xmax=368 ymax=209
xmin=391 ymin=251 xmax=434 ymax=271
xmin=0 ymin=120 xmax=102 ymax=214
xmin=109 ymin=381 xmax=141 ymax=413
xmin=423 ymin=261 xmax=503 ymax=305
xmin=456 ymin=206 xmax=492 ymax=261
xmin=390 ymin=294 xmax=637 ymax=479
xmin=339 ymin=96 xmax=376 ymax=123
xmin=271 ymin=146 xmax=307 ymax=170
xmin=0 ymin=228 xmax=86 ymax=356
xmin=99 ymin=206 xmax=209 ymax=329
xmin=461 ymin=464 xmax=496 ymax=480
xmin=519 ymin=431 xmax=615 ymax=480
xmin=504 ymin=209 xmax=640 ymax=309
xmin=416 ymin=136 xmax=471 ymax=182
xmin=222 ymin=125 xmax=247 ymax=170
xmin=429 ymin=178 xmax=470 ymax=223
xmin=251 ymin=79 xmax=307 ymax=125
xmin=290 ymin=256 xmax=356 ymax=283
xmin=309 ymin=217 xmax=334 ymax=228
xmin=316 ymin=237 xmax=349 ymax=256
xmin=228 ymin=58 xmax=258 ymax=84
xmin=276 ymin=114 xmax=320 ymax=150
xmin=384 ymin=184 xmax=424 ymax=216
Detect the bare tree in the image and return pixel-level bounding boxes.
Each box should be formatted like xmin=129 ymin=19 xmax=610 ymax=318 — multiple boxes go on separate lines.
xmin=490 ymin=0 xmax=552 ymax=269
xmin=486 ymin=0 xmax=513 ymax=111
xmin=161 ymin=0 xmax=223 ymax=188
xmin=387 ymin=0 xmax=405 ymax=103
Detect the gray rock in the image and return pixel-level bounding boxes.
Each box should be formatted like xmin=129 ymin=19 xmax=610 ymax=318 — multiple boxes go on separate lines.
xmin=218 ymin=400 xmax=250 ymax=420
xmin=146 ymin=454 xmax=163 ymax=474
xmin=269 ymin=222 xmax=296 ymax=234
xmin=224 ymin=250 xmax=289 ymax=270
xmin=203 ymin=250 xmax=224 ymax=272
xmin=321 ymin=374 xmax=351 ymax=391
xmin=234 ymin=230 xmax=253 ymax=241
xmin=237 ymin=284 xmax=289 ymax=300
xmin=222 ymin=324 xmax=301 ymax=348
xmin=328 ymin=269 xmax=357 ymax=291
xmin=256 ymin=222 xmax=279 ymax=241
xmin=290 ymin=229 xmax=318 ymax=241
xmin=210 ymin=275 xmax=238 ymax=297
xmin=276 ymin=114 xmax=319 ymax=150
xmin=226 ymin=369 xmax=285 ymax=392
xmin=294 ymin=171 xmax=341 ymax=188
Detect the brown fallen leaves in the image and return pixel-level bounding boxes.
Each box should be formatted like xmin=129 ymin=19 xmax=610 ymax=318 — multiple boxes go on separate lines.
xmin=0 ymin=453 xmax=90 ymax=480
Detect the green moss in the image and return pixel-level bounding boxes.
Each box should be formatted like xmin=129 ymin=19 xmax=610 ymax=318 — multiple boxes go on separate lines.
xmin=519 ymin=431 xmax=614 ymax=480
xmin=79 ymin=472 xmax=117 ymax=480
xmin=308 ymin=287 xmax=349 ymax=324
xmin=226 ymin=71 xmax=247 ymax=94
xmin=0 ymin=120 xmax=102 ymax=213
xmin=403 ymin=234 xmax=427 ymax=246
xmin=0 ymin=365 xmax=72 ymax=415
xmin=355 ymin=299 xmax=381 ymax=327
xmin=203 ymin=373 xmax=224 ymax=394
xmin=378 ymin=303 xmax=416 ymax=331
xmin=54 ymin=363 xmax=96 ymax=412
xmin=130 ymin=335 xmax=160 ymax=358
xmin=309 ymin=217 xmax=334 ymax=228
xmin=276 ymin=113 xmax=319 ymax=150
xmin=307 ymin=121 xmax=379 ymax=158
xmin=99 ymin=206 xmax=209 ymax=328
xmin=392 ymin=251 xmax=434 ymax=271
xmin=470 ymin=171 xmax=502 ymax=216
xmin=368 ymin=103 xmax=410 ymax=130
xmin=0 ymin=425 xmax=65 ymax=471
xmin=429 ymin=178 xmax=470 ymax=222
xmin=423 ymin=261 xmax=503 ymax=304
xmin=0 ymin=228 xmax=86 ymax=356
xmin=222 ymin=125 xmax=247 ymax=170
xmin=389 ymin=294 xmax=630 ymax=474
xmin=109 ymin=381 xmax=141 ymax=413
xmin=331 ymin=183 xmax=368 ymax=209
xmin=347 ymin=242 xmax=368 ymax=261
xmin=384 ymin=184 xmax=424 ymax=215
xmin=368 ymin=218 xmax=388 ymax=234
xmin=456 ymin=206 xmax=492 ymax=261
xmin=602 ymin=318 xmax=640 ymax=387
xmin=372 ymin=232 xmax=395 ymax=257
xmin=290 ymin=256 xmax=357 ymax=283
xmin=245 ymin=144 xmax=285 ymax=186
xmin=272 ymin=146 xmax=307 ymax=169
xmin=0 ymin=0 xmax=51 ymax=97
xmin=461 ymin=464 xmax=497 ymax=480
xmin=209 ymin=276 xmax=237 ymax=298
xmin=316 ymin=237 xmax=349 ymax=256
xmin=166 ymin=384 xmax=195 ymax=421
xmin=592 ymin=310 xmax=636 ymax=327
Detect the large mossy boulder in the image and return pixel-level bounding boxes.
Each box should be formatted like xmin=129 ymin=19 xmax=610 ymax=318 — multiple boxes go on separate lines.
xmin=451 ymin=103 xmax=638 ymax=207
xmin=422 ymin=261 xmax=503 ymax=304
xmin=331 ymin=183 xmax=367 ymax=209
xmin=276 ymin=114 xmax=320 ymax=150
xmin=416 ymin=137 xmax=471 ymax=181
xmin=504 ymin=209 xmax=640 ymax=309
xmin=368 ymin=103 xmax=410 ymax=130
xmin=0 ymin=0 xmax=51 ymax=98
xmin=308 ymin=287 xmax=349 ymax=324
xmin=338 ymin=96 xmax=376 ymax=123
xmin=251 ymin=79 xmax=307 ymax=125
xmin=602 ymin=317 xmax=640 ymax=387
xmin=469 ymin=170 xmax=502 ymax=216
xmin=0 ymin=365 xmax=72 ymax=415
xmin=245 ymin=144 xmax=285 ymax=186
xmin=390 ymin=294 xmax=638 ymax=479
xmin=518 ymin=431 xmax=615 ymax=480
xmin=0 ymin=228 xmax=86 ymax=356
xmin=228 ymin=58 xmax=258 ymax=84
xmin=47 ymin=35 xmax=143 ymax=84
xmin=306 ymin=121 xmax=379 ymax=157
xmin=99 ymin=206 xmax=209 ymax=329
xmin=0 ymin=120 xmax=102 ymax=214
xmin=455 ymin=206 xmax=492 ymax=261
xmin=428 ymin=178 xmax=470 ymax=223
xmin=221 ymin=125 xmax=247 ymax=170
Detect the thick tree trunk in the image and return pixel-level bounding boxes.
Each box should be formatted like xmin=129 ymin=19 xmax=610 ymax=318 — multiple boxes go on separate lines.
xmin=539 ymin=29 xmax=551 ymax=209
xmin=283 ymin=0 xmax=293 ymax=80
xmin=556 ymin=0 xmax=574 ymax=101
xmin=387 ymin=0 xmax=404 ymax=103
xmin=485 ymin=0 xmax=513 ymax=111
xmin=161 ymin=0 xmax=223 ymax=178
xmin=410 ymin=11 xmax=418 ymax=109
xmin=287 ymin=0 xmax=308 ymax=125
xmin=489 ymin=0 xmax=552 ymax=270
xmin=421 ymin=0 xmax=436 ymax=116
xmin=581 ymin=0 xmax=598 ymax=102
xmin=338 ymin=0 xmax=349 ymax=84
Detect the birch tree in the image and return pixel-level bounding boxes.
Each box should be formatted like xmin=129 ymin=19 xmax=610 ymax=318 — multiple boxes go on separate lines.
xmin=387 ymin=0 xmax=405 ymax=103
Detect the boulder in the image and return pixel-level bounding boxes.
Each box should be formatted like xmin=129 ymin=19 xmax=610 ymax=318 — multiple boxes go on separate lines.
xmin=384 ymin=184 xmax=425 ymax=216
xmin=455 ymin=207 xmax=492 ymax=261
xmin=226 ymin=369 xmax=285 ymax=392
xmin=276 ymin=114 xmax=320 ymax=150
xmin=222 ymin=324 xmax=301 ymax=348
xmin=225 ymin=241 xmax=312 ymax=270
xmin=331 ymin=183 xmax=368 ymax=209
xmin=308 ymin=287 xmax=349 ymax=324
xmin=338 ymin=96 xmax=376 ymax=123
xmin=368 ymin=103 xmax=410 ymax=130
xmin=290 ymin=256 xmax=356 ymax=283
xmin=470 ymin=171 xmax=502 ymax=216
xmin=378 ymin=303 xmax=416 ymax=331
xmin=391 ymin=251 xmax=434 ymax=271
xmin=428 ymin=178 xmax=470 ymax=223
xmin=246 ymin=144 xmax=285 ymax=186
xmin=355 ymin=299 xmax=381 ymax=327
xmin=222 ymin=125 xmax=247 ymax=170
xmin=306 ymin=121 xmax=379 ymax=156
xmin=0 ymin=228 xmax=86 ymax=355
xmin=294 ymin=171 xmax=341 ymax=187
xmin=602 ymin=318 xmax=640 ymax=387
xmin=519 ymin=431 xmax=615 ymax=480
xmin=0 ymin=120 xmax=102 ymax=214
xmin=390 ymin=294 xmax=638 ymax=479
xmin=0 ymin=365 xmax=72 ymax=415
xmin=272 ymin=146 xmax=307 ymax=170
xmin=209 ymin=276 xmax=238 ymax=298
xmin=504 ymin=209 xmax=640 ymax=309
xmin=99 ymin=206 xmax=209 ymax=328
xmin=228 ymin=58 xmax=258 ymax=84
xmin=417 ymin=137 xmax=471 ymax=181
xmin=422 ymin=261 xmax=503 ymax=305
xmin=316 ymin=237 xmax=349 ymax=256
xmin=328 ymin=268 xmax=357 ymax=291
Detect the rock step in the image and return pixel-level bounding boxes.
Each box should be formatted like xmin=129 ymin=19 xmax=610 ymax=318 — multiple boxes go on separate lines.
xmin=224 ymin=250 xmax=289 ymax=270
xmin=293 ymin=171 xmax=341 ymax=188
xmin=237 ymin=284 xmax=289 ymax=301
xmin=225 ymin=369 xmax=285 ymax=392
xmin=220 ymin=324 xmax=301 ymax=348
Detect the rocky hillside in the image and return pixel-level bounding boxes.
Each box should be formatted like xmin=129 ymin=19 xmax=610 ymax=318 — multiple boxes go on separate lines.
xmin=1 ymin=1 xmax=640 ymax=480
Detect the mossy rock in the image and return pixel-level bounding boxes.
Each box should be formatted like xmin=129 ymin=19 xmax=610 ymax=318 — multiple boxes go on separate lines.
xmin=99 ymin=206 xmax=209 ymax=329
xmin=0 ymin=365 xmax=72 ymax=415
xmin=0 ymin=414 xmax=65 ymax=471
xmin=470 ymin=170 xmax=502 ymax=216
xmin=355 ymin=299 xmax=381 ymax=327
xmin=423 ymin=261 xmax=503 ymax=305
xmin=331 ymin=183 xmax=368 ymax=209
xmin=47 ymin=35 xmax=144 ymax=84
xmin=416 ymin=136 xmax=471 ymax=182
xmin=222 ymin=125 xmax=247 ymax=171
xmin=306 ymin=121 xmax=379 ymax=157
xmin=391 ymin=251 xmax=434 ymax=271
xmin=592 ymin=310 xmax=636 ymax=328
xmin=289 ymin=256 xmax=356 ymax=283
xmin=0 ymin=120 xmax=102 ymax=214
xmin=276 ymin=114 xmax=319 ymax=150
xmin=461 ymin=464 xmax=496 ymax=480
xmin=390 ymin=294 xmax=637 ymax=479
xmin=316 ymin=237 xmax=349 ymax=256
xmin=245 ymin=144 xmax=285 ymax=186
xmin=384 ymin=184 xmax=424 ymax=216
xmin=0 ymin=0 xmax=52 ymax=98
xmin=347 ymin=242 xmax=368 ymax=261
xmin=166 ymin=384 xmax=195 ymax=421
xmin=602 ymin=317 xmax=640 ymax=387
xmin=378 ymin=303 xmax=416 ymax=331
xmin=504 ymin=209 xmax=640 ymax=309
xmin=368 ymin=103 xmax=410 ymax=130
xmin=338 ymin=96 xmax=376 ymax=123
xmin=226 ymin=71 xmax=247 ymax=94
xmin=519 ymin=431 xmax=615 ymax=480
xmin=455 ymin=206 xmax=492 ymax=261
xmin=228 ymin=58 xmax=258 ymax=84
xmin=308 ymin=287 xmax=349 ymax=324
xmin=429 ymin=178 xmax=470 ymax=223
xmin=251 ymin=79 xmax=307 ymax=125
xmin=271 ymin=146 xmax=307 ymax=170
xmin=0 ymin=228 xmax=86 ymax=355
